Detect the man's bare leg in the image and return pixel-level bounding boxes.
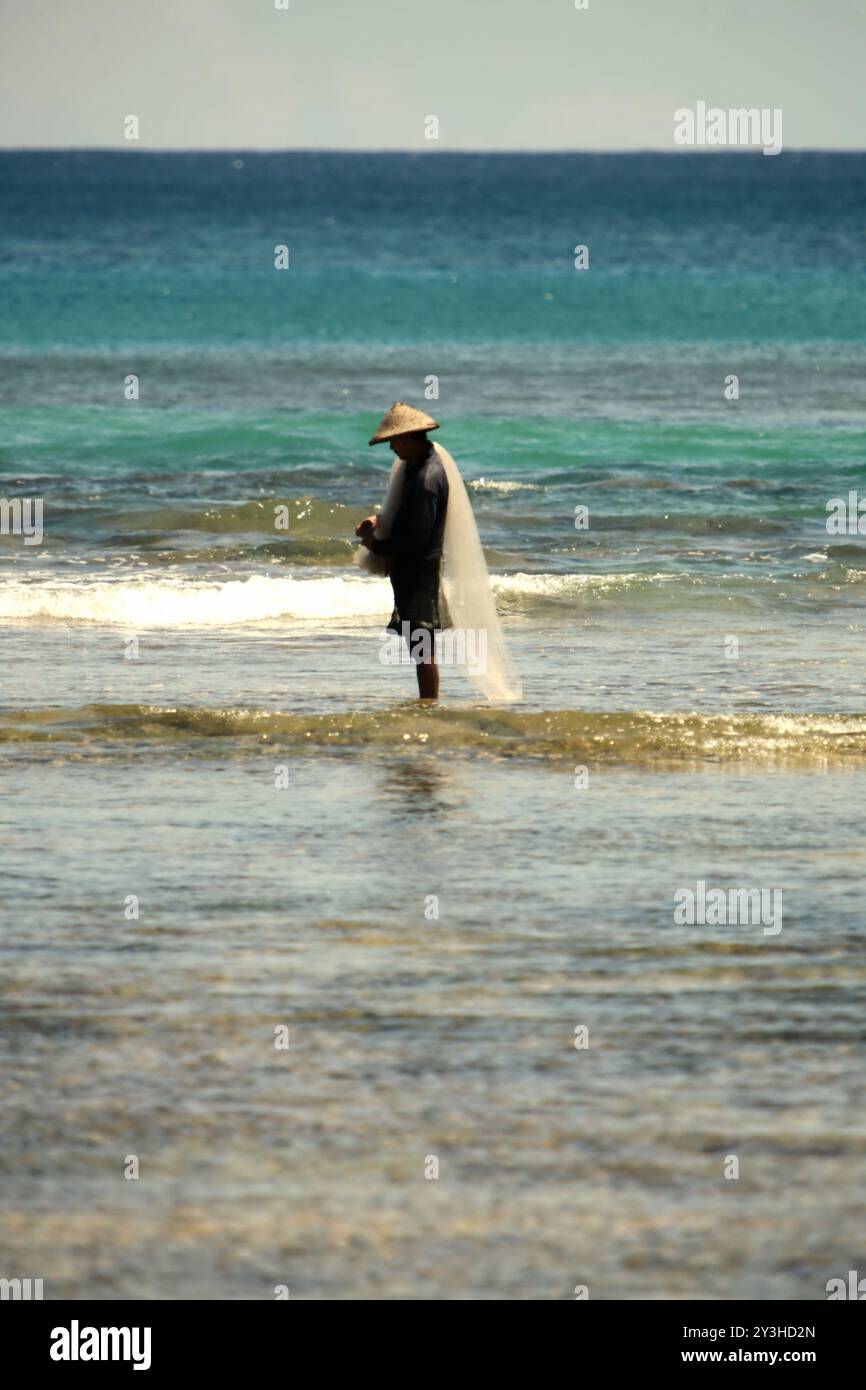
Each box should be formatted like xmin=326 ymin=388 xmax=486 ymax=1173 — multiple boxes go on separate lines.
xmin=417 ymin=661 xmax=439 ymax=701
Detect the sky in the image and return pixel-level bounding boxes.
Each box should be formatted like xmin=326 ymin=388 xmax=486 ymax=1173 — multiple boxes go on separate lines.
xmin=0 ymin=0 xmax=863 ymax=151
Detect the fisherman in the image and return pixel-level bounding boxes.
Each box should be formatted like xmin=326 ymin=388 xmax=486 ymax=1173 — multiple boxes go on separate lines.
xmin=356 ymin=403 xmax=449 ymax=701
xmin=356 ymin=402 xmax=522 ymax=706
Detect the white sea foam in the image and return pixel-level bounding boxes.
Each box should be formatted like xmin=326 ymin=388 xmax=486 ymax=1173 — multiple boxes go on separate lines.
xmin=0 ymin=570 xmax=687 ymax=628
xmin=468 ymin=478 xmax=543 ymax=494
xmin=492 ymin=571 xmax=680 ymax=598
xmin=0 ymin=574 xmax=392 ymax=627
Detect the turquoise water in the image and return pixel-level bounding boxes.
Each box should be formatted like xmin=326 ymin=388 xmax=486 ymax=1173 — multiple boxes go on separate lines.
xmin=1 ymin=152 xmax=865 ymax=1299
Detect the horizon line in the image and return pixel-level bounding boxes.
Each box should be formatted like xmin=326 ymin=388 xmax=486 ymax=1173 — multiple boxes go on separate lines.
xmin=1 ymin=145 xmax=866 ymax=156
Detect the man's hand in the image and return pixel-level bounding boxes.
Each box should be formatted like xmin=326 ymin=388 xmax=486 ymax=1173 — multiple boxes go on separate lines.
xmin=355 ymin=515 xmax=377 ymax=538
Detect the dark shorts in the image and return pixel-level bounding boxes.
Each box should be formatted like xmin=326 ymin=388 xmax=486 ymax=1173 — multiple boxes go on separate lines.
xmin=386 ymin=556 xmax=449 ymax=637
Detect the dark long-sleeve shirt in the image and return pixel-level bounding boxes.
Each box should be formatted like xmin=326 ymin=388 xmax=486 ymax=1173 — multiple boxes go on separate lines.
xmin=369 ymin=447 xmax=449 ymax=562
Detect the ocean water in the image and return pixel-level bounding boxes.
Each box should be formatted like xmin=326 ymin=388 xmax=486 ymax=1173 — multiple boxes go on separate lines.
xmin=1 ymin=151 xmax=865 ymax=1300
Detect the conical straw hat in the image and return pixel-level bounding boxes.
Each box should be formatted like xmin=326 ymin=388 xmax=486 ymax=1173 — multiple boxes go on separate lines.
xmin=368 ymin=402 xmax=440 ymax=446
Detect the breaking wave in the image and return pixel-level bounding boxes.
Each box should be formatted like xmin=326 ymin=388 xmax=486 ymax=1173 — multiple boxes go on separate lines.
xmin=0 ymin=571 xmax=693 ymax=627
xmin=3 ymin=703 xmax=866 ymax=767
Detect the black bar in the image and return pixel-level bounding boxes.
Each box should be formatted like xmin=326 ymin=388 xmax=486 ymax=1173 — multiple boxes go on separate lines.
xmin=3 ymin=1298 xmax=861 ymax=1375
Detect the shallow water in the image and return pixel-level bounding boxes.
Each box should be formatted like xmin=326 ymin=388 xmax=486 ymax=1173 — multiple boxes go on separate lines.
xmin=2 ymin=751 xmax=865 ymax=1298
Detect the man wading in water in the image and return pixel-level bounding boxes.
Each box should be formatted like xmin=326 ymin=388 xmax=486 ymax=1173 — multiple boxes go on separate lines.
xmin=356 ymin=403 xmax=449 ymax=701
xmin=356 ymin=402 xmax=523 ymax=707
